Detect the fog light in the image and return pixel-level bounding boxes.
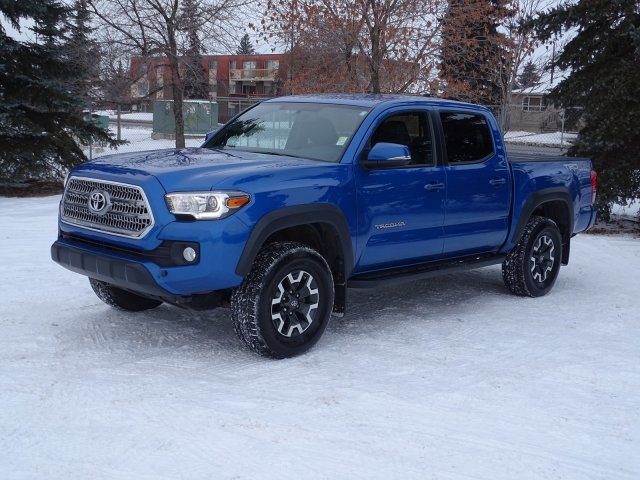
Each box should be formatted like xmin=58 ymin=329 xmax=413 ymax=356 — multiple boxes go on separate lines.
xmin=183 ymin=247 xmax=197 ymax=262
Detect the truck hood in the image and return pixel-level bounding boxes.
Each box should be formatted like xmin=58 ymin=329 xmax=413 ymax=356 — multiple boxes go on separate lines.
xmin=73 ymin=148 xmax=333 ymax=191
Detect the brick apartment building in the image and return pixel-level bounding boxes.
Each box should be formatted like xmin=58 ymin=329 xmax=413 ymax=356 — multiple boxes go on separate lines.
xmin=128 ymin=53 xmax=287 ymax=120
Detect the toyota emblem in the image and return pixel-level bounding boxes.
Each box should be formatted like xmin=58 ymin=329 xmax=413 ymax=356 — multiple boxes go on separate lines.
xmin=88 ymin=190 xmax=111 ymax=215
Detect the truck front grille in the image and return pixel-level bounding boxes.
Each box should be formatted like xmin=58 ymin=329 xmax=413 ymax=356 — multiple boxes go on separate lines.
xmin=61 ymin=177 xmax=154 ymax=238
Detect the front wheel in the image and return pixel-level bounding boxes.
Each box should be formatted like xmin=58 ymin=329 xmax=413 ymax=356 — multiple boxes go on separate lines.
xmin=89 ymin=278 xmax=162 ymax=312
xmin=231 ymin=242 xmax=334 ymax=358
xmin=502 ymin=216 xmax=563 ymax=297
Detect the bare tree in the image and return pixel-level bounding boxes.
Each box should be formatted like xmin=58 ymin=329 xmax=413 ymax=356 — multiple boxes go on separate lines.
xmin=355 ymin=0 xmax=444 ymax=93
xmin=503 ymin=0 xmax=554 ymax=103
xmin=256 ymin=0 xmax=445 ymax=94
xmin=251 ymin=0 xmax=306 ymax=93
xmin=99 ymin=40 xmax=136 ymax=141
xmin=89 ymin=0 xmax=249 ymax=148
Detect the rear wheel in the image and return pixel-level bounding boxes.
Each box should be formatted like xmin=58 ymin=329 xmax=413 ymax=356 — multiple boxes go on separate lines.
xmin=89 ymin=278 xmax=162 ymax=312
xmin=231 ymin=242 xmax=334 ymax=358
xmin=502 ymin=216 xmax=563 ymax=297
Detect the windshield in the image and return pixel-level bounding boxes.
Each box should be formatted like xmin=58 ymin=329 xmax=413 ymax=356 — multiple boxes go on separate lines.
xmin=204 ymin=102 xmax=371 ymax=162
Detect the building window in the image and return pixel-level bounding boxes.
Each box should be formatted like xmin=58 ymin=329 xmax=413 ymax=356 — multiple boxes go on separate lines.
xmin=522 ymin=96 xmax=545 ymax=112
xmin=208 ymin=82 xmax=217 ymax=96
xmin=131 ymin=78 xmax=149 ymax=98
xmin=155 ymin=65 xmax=164 ymax=87
xmin=243 ymin=61 xmax=257 ymax=70
xmin=265 ymin=60 xmax=279 ymax=71
xmin=266 ymin=83 xmax=277 ymax=96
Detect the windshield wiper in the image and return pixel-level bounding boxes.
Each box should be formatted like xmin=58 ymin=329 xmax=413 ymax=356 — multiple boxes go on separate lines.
xmin=256 ymin=150 xmax=302 ymax=159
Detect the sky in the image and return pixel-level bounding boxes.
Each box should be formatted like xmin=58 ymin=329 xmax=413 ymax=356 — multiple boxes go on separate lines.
xmin=1 ymin=1 xmax=570 ymax=92
xmin=1 ymin=17 xmax=36 ymax=42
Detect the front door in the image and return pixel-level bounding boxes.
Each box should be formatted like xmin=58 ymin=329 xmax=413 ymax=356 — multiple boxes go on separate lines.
xmin=354 ymin=110 xmax=446 ymax=272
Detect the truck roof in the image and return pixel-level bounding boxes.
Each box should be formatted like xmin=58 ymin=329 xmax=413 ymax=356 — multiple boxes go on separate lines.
xmin=266 ymin=93 xmax=489 ymax=111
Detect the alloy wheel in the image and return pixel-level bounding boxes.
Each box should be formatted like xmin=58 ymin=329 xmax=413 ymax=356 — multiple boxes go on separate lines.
xmin=270 ymin=270 xmax=319 ymax=337
xmin=530 ymin=234 xmax=555 ymax=283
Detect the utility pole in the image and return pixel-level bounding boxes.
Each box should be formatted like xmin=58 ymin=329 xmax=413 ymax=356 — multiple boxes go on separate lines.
xmin=116 ymin=102 xmax=122 ymax=141
xmin=289 ymin=29 xmax=294 ymax=95
xmin=550 ymin=41 xmax=556 ymax=85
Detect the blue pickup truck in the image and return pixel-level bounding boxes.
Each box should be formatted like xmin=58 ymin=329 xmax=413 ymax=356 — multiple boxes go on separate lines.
xmin=51 ymin=95 xmax=597 ymax=357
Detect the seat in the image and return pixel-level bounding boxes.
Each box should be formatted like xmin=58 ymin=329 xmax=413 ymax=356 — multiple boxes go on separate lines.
xmin=286 ymin=114 xmax=338 ymax=149
xmin=371 ymin=120 xmax=411 ymax=146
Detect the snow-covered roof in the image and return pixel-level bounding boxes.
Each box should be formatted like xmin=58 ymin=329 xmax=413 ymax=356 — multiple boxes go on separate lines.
xmin=513 ymin=69 xmax=569 ymax=96
xmin=512 ymin=88 xmax=548 ymax=95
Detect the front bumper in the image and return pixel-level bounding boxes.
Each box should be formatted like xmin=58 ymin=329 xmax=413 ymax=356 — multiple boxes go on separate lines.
xmin=55 ymin=209 xmax=250 ymax=295
xmin=54 ymin=171 xmax=252 ymax=297
xmin=52 ymin=239 xmax=172 ymax=298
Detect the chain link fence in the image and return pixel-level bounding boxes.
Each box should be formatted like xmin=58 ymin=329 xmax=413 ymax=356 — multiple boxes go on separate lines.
xmin=83 ymin=97 xmax=583 ymax=159
xmin=489 ymin=104 xmax=583 ymax=150
xmin=83 ymin=97 xmax=269 ymax=160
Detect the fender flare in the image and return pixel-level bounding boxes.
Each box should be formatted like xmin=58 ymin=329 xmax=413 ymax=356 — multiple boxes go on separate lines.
xmin=235 ymin=204 xmax=353 ymax=278
xmin=512 ymin=188 xmax=573 ymax=244
xmin=510 ymin=187 xmax=573 ymax=264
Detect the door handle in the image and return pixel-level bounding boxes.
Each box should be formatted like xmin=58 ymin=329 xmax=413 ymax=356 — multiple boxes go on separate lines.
xmin=424 ymin=182 xmax=445 ymax=191
xmin=489 ymin=177 xmax=506 ymax=186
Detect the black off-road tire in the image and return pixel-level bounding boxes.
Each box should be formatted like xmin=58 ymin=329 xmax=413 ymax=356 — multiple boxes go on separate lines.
xmin=231 ymin=242 xmax=334 ymax=358
xmin=502 ymin=216 xmax=563 ymax=297
xmin=89 ymin=278 xmax=163 ymax=312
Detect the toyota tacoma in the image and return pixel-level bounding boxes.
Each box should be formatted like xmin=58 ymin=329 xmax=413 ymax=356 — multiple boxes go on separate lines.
xmin=51 ymin=95 xmax=597 ymax=357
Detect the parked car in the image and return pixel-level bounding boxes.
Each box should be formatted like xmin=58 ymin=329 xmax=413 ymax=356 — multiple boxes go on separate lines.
xmin=52 ymin=95 xmax=597 ymax=357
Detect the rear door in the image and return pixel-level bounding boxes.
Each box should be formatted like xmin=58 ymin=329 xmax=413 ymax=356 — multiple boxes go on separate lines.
xmin=436 ymin=110 xmax=512 ymax=256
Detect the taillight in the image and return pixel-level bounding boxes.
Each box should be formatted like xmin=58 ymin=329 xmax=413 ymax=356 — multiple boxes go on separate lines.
xmin=590 ymin=170 xmax=597 ymax=205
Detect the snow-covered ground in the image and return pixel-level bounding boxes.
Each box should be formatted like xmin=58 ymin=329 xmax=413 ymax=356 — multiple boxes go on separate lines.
xmin=84 ymin=126 xmax=204 ymax=159
xmin=612 ymin=200 xmax=640 ymax=218
xmin=504 ymin=130 xmax=578 ymax=146
xmin=1 ymin=195 xmax=639 ymax=479
xmin=95 ymin=111 xmax=154 ymax=123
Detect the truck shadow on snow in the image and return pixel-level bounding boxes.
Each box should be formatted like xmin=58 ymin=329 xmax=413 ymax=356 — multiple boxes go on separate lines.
xmin=74 ymin=266 xmax=515 ymax=358
xmin=336 ymin=267 xmax=509 ymax=332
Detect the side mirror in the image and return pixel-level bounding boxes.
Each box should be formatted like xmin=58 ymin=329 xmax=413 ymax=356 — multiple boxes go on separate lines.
xmin=204 ymin=128 xmax=219 ymax=143
xmin=365 ymin=142 xmax=412 ymax=168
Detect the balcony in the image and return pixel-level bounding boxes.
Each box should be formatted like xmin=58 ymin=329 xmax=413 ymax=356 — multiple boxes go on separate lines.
xmin=229 ymin=68 xmax=277 ymax=82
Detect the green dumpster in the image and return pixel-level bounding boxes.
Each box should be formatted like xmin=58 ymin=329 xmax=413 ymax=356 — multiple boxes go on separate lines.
xmin=84 ymin=112 xmax=109 ymax=130
xmin=153 ymin=100 xmax=219 ymax=137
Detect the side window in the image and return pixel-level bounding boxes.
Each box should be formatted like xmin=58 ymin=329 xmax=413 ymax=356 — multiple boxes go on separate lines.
xmin=369 ymin=112 xmax=434 ymax=166
xmin=439 ymin=112 xmax=494 ymax=164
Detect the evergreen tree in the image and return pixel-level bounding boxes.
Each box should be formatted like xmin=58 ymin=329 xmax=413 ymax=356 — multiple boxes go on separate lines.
xmin=440 ymin=0 xmax=513 ymax=106
xmin=530 ymin=0 xmax=640 ymax=219
xmin=517 ymin=60 xmax=540 ymax=89
xmin=236 ymin=33 xmax=256 ymax=55
xmin=181 ymin=0 xmax=209 ymax=99
xmin=0 ymin=0 xmax=119 ymax=182
xmin=65 ymin=0 xmax=101 ymax=105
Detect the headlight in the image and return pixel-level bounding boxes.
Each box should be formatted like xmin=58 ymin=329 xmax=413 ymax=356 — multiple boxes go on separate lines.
xmin=165 ymin=191 xmax=250 ymax=220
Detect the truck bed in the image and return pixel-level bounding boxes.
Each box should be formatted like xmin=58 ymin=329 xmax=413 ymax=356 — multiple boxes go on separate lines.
xmin=506 ymin=144 xmax=590 ymax=163
xmin=508 ymin=152 xmax=591 ymax=163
